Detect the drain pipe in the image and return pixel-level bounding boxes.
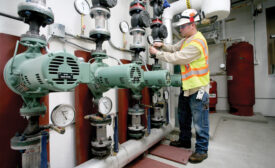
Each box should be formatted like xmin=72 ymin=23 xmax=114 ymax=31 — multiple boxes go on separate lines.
xmin=75 ymin=124 xmax=173 ymax=168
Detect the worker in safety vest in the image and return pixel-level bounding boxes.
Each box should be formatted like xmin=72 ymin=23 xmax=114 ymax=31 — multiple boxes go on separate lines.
xmin=149 ymin=9 xmax=210 ymax=163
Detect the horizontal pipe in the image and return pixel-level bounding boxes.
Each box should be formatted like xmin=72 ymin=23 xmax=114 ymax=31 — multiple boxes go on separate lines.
xmin=75 ymin=124 xmax=173 ymax=168
xmin=217 ymin=97 xmax=275 ymax=100
xmin=0 ymin=12 xmax=24 ymax=21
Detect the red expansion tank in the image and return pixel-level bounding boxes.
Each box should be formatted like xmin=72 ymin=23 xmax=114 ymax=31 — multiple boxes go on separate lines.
xmin=226 ymin=42 xmax=255 ymax=116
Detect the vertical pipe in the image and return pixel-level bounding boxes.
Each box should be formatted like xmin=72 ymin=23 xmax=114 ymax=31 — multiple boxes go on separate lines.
xmin=113 ymin=115 xmax=119 ymax=153
xmin=166 ymin=103 xmax=169 ymax=124
xmin=41 ymin=131 xmax=48 ymax=168
xmin=74 ymin=50 xmax=94 ymax=165
xmin=118 ymin=59 xmax=131 ymax=143
xmin=0 ymin=33 xmax=28 ymax=168
xmin=147 ymin=108 xmax=151 ymax=135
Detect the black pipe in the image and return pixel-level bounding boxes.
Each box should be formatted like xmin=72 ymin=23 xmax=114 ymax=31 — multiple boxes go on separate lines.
xmin=231 ymin=0 xmax=247 ymax=6
xmin=0 ymin=12 xmax=24 ymax=22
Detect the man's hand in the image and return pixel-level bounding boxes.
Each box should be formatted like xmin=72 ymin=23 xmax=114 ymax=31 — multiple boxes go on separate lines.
xmin=153 ymin=42 xmax=163 ymax=48
xmin=149 ymin=46 xmax=158 ymax=55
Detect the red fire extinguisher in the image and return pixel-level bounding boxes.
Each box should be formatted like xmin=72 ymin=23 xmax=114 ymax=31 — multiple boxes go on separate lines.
xmin=209 ymin=78 xmax=217 ymax=113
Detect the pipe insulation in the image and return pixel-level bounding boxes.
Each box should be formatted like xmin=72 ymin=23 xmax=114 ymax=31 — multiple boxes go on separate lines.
xmin=75 ymin=124 xmax=173 ymax=168
xmin=163 ymin=0 xmax=230 ymax=44
xmin=163 ymin=0 xmax=202 ymax=20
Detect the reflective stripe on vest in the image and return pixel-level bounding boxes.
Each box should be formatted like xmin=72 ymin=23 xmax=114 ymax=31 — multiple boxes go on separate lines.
xmin=181 ymin=38 xmax=209 ymax=80
xmin=192 ymin=39 xmax=209 ymax=64
xmin=180 ymin=32 xmax=209 ymax=90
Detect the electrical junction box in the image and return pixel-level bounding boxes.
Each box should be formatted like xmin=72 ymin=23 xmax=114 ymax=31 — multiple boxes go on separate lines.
xmin=49 ymin=23 xmax=66 ymax=38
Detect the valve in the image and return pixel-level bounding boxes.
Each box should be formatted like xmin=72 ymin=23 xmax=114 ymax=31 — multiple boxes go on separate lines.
xmin=131 ymin=10 xmax=151 ymax=28
xmin=18 ymin=0 xmax=54 ymax=41
xmin=129 ymin=0 xmax=151 ymax=63
xmin=128 ymin=104 xmax=145 ymax=139
xmin=92 ymin=0 xmax=117 ymax=8
xmin=85 ymin=114 xmax=112 ymax=157
xmin=151 ymin=23 xmax=168 ymax=41
xmin=149 ymin=0 xmax=164 ymax=17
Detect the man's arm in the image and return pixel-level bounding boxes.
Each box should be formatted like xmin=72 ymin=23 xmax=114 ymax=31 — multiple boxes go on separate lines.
xmin=155 ymin=44 xmax=201 ymax=65
xmin=154 ymin=40 xmax=184 ymax=52
xmin=161 ymin=40 xmax=184 ymax=52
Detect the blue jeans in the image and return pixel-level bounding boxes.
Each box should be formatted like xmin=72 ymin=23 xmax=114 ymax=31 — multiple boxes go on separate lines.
xmin=178 ymin=90 xmax=209 ymax=154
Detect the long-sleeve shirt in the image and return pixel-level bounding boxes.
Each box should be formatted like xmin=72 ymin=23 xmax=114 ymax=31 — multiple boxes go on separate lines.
xmin=156 ymin=33 xmax=209 ymax=97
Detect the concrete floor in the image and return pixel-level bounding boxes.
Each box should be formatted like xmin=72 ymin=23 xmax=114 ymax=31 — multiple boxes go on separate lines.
xmin=144 ymin=112 xmax=275 ymax=168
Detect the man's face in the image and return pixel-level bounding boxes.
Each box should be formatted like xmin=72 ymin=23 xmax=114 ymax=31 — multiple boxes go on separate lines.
xmin=180 ymin=23 xmax=192 ymax=37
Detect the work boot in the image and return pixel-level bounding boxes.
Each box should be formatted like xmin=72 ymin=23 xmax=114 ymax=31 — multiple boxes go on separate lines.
xmin=189 ymin=152 xmax=208 ymax=163
xmin=169 ymin=140 xmax=191 ymax=148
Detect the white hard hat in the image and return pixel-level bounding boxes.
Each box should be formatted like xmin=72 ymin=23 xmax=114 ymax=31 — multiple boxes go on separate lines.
xmin=173 ymin=9 xmax=200 ymax=27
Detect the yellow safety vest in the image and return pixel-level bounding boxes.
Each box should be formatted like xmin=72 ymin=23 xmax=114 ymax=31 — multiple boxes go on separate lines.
xmin=180 ymin=31 xmax=210 ymax=90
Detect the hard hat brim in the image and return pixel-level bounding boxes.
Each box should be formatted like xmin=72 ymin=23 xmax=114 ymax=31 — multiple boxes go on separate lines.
xmin=173 ymin=19 xmax=190 ymax=27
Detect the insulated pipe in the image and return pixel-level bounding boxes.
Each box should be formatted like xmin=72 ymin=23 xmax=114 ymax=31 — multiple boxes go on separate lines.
xmin=75 ymin=124 xmax=173 ymax=168
xmin=162 ymin=0 xmax=201 ymax=44
xmin=163 ymin=0 xmax=230 ymax=44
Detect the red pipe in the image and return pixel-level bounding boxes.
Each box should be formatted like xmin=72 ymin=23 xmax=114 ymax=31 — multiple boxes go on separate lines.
xmin=0 ymin=33 xmax=27 ymax=168
xmin=118 ymin=59 xmax=131 ymax=143
xmin=74 ymin=50 xmax=96 ymax=165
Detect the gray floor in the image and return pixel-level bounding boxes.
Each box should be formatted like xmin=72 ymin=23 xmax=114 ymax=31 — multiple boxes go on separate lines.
xmin=145 ymin=111 xmax=275 ymax=168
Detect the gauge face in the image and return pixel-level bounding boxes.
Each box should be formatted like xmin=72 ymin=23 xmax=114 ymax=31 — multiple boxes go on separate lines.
xmin=119 ymin=21 xmax=129 ymax=33
xmin=74 ymin=0 xmax=90 ymax=15
xmin=51 ymin=104 xmax=75 ymax=127
xmin=98 ymin=97 xmax=112 ymax=115
xmin=164 ymin=90 xmax=169 ymax=100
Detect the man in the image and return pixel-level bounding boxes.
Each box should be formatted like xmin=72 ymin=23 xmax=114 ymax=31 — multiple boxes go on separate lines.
xmin=149 ymin=9 xmax=210 ymax=163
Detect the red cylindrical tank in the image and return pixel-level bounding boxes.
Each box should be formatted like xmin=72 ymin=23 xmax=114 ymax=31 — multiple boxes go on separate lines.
xmin=226 ymin=42 xmax=255 ymax=116
xmin=209 ymin=79 xmax=217 ymax=113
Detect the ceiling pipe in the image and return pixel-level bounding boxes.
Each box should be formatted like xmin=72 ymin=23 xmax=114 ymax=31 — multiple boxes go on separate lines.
xmin=163 ymin=0 xmax=230 ymax=45
xmin=162 ymin=0 xmax=202 ymax=44
xmin=75 ymin=124 xmax=173 ymax=168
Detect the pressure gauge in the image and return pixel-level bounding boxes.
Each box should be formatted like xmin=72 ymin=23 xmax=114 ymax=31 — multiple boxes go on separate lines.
xmin=74 ymin=0 xmax=90 ymax=15
xmin=164 ymin=90 xmax=169 ymax=100
xmin=119 ymin=21 xmax=129 ymax=33
xmin=98 ymin=97 xmax=112 ymax=115
xmin=51 ymin=104 xmax=75 ymax=127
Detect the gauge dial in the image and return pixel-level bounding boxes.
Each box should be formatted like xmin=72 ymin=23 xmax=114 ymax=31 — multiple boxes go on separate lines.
xmin=119 ymin=21 xmax=130 ymax=33
xmin=51 ymin=104 xmax=75 ymax=127
xmin=98 ymin=97 xmax=112 ymax=115
xmin=74 ymin=0 xmax=90 ymax=15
